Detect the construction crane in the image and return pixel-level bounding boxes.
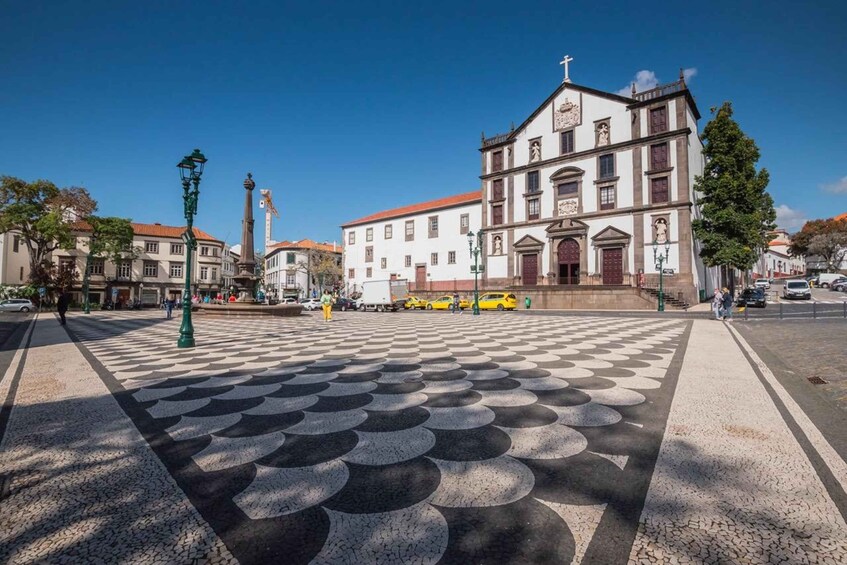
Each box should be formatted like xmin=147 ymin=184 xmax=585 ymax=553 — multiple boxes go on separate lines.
xmin=259 ymin=189 xmax=280 ymax=251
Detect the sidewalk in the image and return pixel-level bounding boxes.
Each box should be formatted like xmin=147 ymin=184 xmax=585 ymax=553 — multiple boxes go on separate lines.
xmin=629 ymin=320 xmax=847 ymax=563
xmin=0 ymin=314 xmax=235 ymax=564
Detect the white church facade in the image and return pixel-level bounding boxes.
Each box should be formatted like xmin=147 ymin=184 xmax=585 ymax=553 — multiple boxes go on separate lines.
xmin=341 ymin=66 xmax=715 ymax=307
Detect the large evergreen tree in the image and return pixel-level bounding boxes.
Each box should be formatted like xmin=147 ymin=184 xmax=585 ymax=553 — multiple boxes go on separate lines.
xmin=692 ymin=102 xmax=775 ymax=283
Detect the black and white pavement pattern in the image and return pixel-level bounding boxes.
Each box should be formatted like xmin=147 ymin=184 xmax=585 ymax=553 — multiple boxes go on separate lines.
xmin=65 ymin=310 xmax=688 ymax=564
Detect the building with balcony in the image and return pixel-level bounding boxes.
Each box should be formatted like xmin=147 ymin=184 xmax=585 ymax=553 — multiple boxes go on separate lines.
xmin=265 ymin=239 xmax=342 ymax=299
xmin=60 ymin=222 xmax=225 ymax=306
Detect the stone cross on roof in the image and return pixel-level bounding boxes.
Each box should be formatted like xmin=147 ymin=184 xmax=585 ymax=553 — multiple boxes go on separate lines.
xmin=559 ymin=55 xmax=573 ymax=84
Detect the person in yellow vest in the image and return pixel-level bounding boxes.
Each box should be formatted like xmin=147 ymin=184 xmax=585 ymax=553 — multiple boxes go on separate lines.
xmin=320 ymin=289 xmax=333 ymax=322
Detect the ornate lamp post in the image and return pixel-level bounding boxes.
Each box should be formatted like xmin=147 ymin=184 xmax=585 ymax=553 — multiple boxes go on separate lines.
xmin=467 ymin=229 xmax=484 ymax=316
xmin=176 ymin=148 xmax=207 ymax=348
xmin=652 ymin=239 xmax=671 ymax=312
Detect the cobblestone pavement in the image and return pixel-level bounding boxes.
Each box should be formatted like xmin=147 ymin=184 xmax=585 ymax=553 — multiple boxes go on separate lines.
xmin=2 ymin=311 xmax=846 ymax=564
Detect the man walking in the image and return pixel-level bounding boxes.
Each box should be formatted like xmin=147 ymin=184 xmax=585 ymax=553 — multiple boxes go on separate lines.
xmin=720 ymin=287 xmax=734 ymax=322
xmin=452 ymin=292 xmax=461 ymax=314
xmin=57 ymin=290 xmax=70 ymax=326
xmin=165 ymin=297 xmax=174 ymax=319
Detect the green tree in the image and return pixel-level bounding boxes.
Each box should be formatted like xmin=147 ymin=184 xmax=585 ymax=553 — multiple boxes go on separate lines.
xmin=80 ymin=216 xmax=134 ymax=311
xmin=692 ymin=102 xmax=776 ymax=285
xmin=297 ymin=249 xmax=341 ymax=294
xmin=0 ymin=176 xmax=97 ymax=282
xmin=789 ymin=218 xmax=847 ymax=271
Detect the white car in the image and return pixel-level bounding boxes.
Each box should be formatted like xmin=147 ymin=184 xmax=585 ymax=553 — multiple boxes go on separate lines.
xmin=0 ymin=299 xmax=34 ymax=312
xmin=754 ymin=278 xmax=770 ymax=290
xmin=300 ymin=298 xmax=321 ymax=310
xmin=782 ymin=279 xmax=811 ymax=300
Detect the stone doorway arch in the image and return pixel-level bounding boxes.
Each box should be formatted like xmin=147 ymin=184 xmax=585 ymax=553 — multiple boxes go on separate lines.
xmin=558 ymin=238 xmax=580 ymax=285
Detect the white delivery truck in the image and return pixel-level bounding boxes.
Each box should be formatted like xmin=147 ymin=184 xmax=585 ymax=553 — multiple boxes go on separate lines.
xmin=360 ymin=279 xmax=409 ymax=312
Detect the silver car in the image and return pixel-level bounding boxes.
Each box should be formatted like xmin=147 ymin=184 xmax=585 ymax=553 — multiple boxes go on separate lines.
xmin=0 ymin=298 xmax=35 ymax=312
xmin=782 ymin=280 xmax=811 ymax=300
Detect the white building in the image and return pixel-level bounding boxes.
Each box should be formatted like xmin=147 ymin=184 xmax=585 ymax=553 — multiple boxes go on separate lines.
xmin=755 ymin=230 xmax=805 ymax=279
xmin=0 ymin=232 xmax=33 ymax=285
xmin=265 ymin=239 xmax=342 ymax=299
xmin=341 ymin=191 xmax=482 ymax=295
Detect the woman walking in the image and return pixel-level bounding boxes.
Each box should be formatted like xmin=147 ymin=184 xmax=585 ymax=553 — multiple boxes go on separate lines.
xmin=712 ymin=287 xmax=723 ymax=320
xmin=720 ymin=287 xmax=734 ymax=321
xmin=320 ymin=289 xmax=333 ymax=322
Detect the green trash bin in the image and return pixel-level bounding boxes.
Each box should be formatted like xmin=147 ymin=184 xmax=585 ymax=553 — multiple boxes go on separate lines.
xmin=699 ymin=289 xmax=706 ymax=302
xmin=525 ymin=296 xmax=532 ymax=309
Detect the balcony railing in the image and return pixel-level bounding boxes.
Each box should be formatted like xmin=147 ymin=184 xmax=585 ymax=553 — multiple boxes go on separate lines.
xmin=482 ymin=132 xmax=511 ymax=148
xmin=633 ymin=79 xmax=686 ymax=102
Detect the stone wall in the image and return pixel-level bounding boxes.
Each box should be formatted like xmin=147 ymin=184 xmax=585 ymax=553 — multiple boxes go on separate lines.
xmin=408 ymin=286 xmax=658 ymax=310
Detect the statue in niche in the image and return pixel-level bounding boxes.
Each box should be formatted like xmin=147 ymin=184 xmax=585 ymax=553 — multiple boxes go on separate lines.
xmin=492 ymin=235 xmax=503 ymax=255
xmin=654 ymin=218 xmax=669 ymax=244
xmin=597 ymin=123 xmax=609 ymax=146
xmin=530 ymin=141 xmax=541 ymax=162
xmin=555 ymin=99 xmax=581 ymax=130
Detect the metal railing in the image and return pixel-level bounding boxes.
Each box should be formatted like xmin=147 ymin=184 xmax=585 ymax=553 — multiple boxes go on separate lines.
xmin=633 ymin=79 xmax=686 ymax=102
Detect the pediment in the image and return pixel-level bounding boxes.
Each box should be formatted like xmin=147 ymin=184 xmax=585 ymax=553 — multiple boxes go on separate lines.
xmin=546 ymin=218 xmax=589 ymax=236
xmin=550 ymin=166 xmax=585 ymax=180
xmin=514 ymin=234 xmax=545 ymax=250
xmin=591 ymin=225 xmax=631 ymax=242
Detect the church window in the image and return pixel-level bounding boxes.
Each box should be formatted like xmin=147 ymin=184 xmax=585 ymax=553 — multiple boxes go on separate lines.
xmin=448 ymin=251 xmax=456 ymax=264
xmin=492 ymin=179 xmax=504 ymax=200
xmin=557 ymin=182 xmax=578 ymax=197
xmin=649 ymin=106 xmax=668 ymax=134
xmin=651 ymin=177 xmax=669 ymax=203
xmin=599 ymin=186 xmax=616 ymax=210
xmin=405 ymin=220 xmax=414 ymax=241
xmin=560 ymin=130 xmax=575 ymax=154
xmin=460 ymin=214 xmax=469 ymax=234
xmin=405 ymin=255 xmax=412 ymax=267
xmin=650 ymin=143 xmax=668 ymax=170
xmin=599 ymin=154 xmax=615 ymax=179
xmin=528 ymin=198 xmax=540 ymax=220
xmin=431 ymin=253 xmax=438 ymax=266
xmin=527 ymin=171 xmax=540 ymax=193
xmin=491 ymin=204 xmax=504 ymax=226
xmin=492 ymin=150 xmax=503 ymax=172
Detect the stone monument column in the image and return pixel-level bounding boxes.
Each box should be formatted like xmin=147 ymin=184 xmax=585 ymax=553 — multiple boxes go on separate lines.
xmin=233 ymin=173 xmax=259 ymax=302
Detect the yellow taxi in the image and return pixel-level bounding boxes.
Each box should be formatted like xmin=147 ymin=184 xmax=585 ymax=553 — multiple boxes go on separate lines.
xmin=477 ymin=292 xmax=518 ymax=311
xmin=404 ymin=296 xmax=429 ymax=310
xmin=427 ymin=295 xmax=471 ymax=311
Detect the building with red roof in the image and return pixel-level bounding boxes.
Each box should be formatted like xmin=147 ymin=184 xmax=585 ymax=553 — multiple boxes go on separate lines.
xmin=264 ymin=238 xmax=342 ymax=299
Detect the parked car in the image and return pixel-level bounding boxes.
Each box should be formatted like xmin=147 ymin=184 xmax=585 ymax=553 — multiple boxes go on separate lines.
xmin=828 ymin=277 xmax=847 ymax=291
xmin=782 ymin=279 xmax=812 ymax=300
xmin=0 ymin=298 xmax=34 ymax=312
xmin=817 ymin=273 xmax=843 ymax=288
xmin=754 ymin=278 xmax=770 ymax=290
xmin=280 ymin=297 xmax=297 ymax=304
xmin=477 ymin=292 xmax=518 ymax=311
xmin=736 ymin=287 xmax=766 ymax=308
xmin=404 ymin=296 xmax=429 ymax=310
xmin=332 ymin=297 xmax=358 ymax=311
xmin=299 ymin=298 xmax=321 ymax=310
xmin=427 ymin=295 xmax=471 ymax=310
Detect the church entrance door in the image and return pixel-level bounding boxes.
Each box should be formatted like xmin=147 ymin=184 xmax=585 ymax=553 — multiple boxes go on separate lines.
xmin=557 ymin=238 xmax=580 ymax=285
xmin=602 ymin=247 xmax=623 ymax=285
xmin=415 ymin=265 xmax=427 ymax=291
xmin=522 ymin=254 xmax=538 ymax=286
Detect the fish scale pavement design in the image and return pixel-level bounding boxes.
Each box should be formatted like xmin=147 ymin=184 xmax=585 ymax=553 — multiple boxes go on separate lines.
xmin=69 ymin=311 xmax=687 ymax=564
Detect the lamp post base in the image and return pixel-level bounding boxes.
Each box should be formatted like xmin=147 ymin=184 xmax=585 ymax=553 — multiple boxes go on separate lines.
xmin=177 ymin=335 xmax=196 ymax=348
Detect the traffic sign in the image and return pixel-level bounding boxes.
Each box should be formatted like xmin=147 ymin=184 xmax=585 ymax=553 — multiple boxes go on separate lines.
xmin=38 ymin=287 xmax=46 ymax=296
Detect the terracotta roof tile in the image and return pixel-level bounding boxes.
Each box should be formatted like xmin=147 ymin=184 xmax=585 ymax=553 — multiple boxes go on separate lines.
xmin=71 ymin=221 xmax=220 ymax=242
xmin=341 ymin=190 xmax=482 ymax=228
xmin=267 ymin=239 xmax=341 ymax=254
xmin=835 ymin=212 xmax=847 ymax=222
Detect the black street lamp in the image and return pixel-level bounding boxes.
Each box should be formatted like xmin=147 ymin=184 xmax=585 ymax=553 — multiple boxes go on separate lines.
xmin=652 ymin=239 xmax=671 ymax=312
xmin=176 ymin=148 xmax=207 ymax=348
xmin=467 ymin=229 xmax=484 ymax=316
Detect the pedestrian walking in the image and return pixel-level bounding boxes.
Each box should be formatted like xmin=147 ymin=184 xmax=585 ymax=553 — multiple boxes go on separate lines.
xmin=165 ymin=297 xmax=174 ymax=319
xmin=320 ymin=289 xmax=333 ymax=322
xmin=720 ymin=287 xmax=734 ymax=321
xmin=452 ymin=292 xmax=461 ymax=314
xmin=712 ymin=287 xmax=723 ymax=320
xmin=57 ymin=290 xmax=70 ymax=326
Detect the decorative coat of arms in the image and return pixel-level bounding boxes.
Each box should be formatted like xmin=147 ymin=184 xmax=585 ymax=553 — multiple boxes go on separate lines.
xmin=558 ymin=199 xmax=578 ymax=216
xmin=554 ymin=99 xmax=580 ymax=130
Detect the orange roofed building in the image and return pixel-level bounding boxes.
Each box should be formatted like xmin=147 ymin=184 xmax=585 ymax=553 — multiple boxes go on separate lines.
xmin=53 ymin=221 xmax=226 ymax=307
xmin=264 ymin=239 xmax=342 ymax=300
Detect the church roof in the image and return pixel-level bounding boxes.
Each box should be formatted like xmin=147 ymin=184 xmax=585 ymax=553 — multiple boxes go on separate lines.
xmin=267 ymin=239 xmax=341 ymax=254
xmin=341 ymin=190 xmax=482 ymax=228
xmin=71 ymin=221 xmax=220 ymax=242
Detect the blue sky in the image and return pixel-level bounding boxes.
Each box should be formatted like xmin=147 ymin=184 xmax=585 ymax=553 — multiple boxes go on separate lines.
xmin=1 ymin=0 xmax=845 ymax=246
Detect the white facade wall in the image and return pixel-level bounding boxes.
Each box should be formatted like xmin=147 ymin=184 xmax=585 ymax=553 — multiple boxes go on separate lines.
xmin=343 ymin=201 xmax=481 ymax=294
xmin=0 ymin=232 xmax=32 ymax=285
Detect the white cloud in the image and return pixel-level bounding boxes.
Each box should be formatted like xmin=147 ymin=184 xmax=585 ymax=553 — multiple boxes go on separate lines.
xmin=775 ymin=204 xmax=808 ymax=232
xmin=617 ymin=67 xmax=698 ymax=97
xmin=617 ymin=70 xmax=658 ymax=96
xmin=821 ymin=176 xmax=847 ymax=194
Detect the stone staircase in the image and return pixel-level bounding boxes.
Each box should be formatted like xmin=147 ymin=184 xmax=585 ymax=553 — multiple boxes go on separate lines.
xmin=640 ymin=287 xmax=690 ymax=310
